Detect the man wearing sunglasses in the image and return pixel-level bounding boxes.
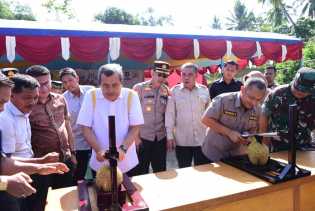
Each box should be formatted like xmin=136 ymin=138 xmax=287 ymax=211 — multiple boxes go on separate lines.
xmin=130 ymin=61 xmax=170 ymax=175
xmin=260 ymin=67 xmax=315 ymax=152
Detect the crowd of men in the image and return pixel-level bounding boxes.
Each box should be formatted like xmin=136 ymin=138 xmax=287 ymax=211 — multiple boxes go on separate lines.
xmin=0 ymin=61 xmax=314 ymax=211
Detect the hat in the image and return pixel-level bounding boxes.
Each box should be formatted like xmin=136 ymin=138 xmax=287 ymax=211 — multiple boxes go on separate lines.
xmin=1 ymin=67 xmax=19 ymax=78
xmin=52 ymin=80 xmax=63 ymax=89
xmin=292 ymin=67 xmax=315 ymax=94
xmin=153 ymin=61 xmax=170 ymax=76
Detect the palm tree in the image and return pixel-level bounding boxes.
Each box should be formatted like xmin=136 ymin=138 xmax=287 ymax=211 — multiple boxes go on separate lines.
xmin=300 ymin=0 xmax=315 ymax=19
xmin=258 ymin=0 xmax=296 ymax=28
xmin=226 ymin=0 xmax=256 ymax=31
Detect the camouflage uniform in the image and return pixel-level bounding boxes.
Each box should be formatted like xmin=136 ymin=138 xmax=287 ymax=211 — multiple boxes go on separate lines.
xmin=262 ymin=67 xmax=315 ymax=151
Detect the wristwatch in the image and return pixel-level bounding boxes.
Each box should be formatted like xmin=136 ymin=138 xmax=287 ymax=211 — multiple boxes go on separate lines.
xmin=0 ymin=176 xmax=8 ymax=191
xmin=119 ymin=144 xmax=127 ymax=154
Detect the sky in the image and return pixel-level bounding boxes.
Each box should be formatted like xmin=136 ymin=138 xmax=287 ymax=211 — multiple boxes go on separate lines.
xmin=15 ymin=0 xmax=270 ymax=29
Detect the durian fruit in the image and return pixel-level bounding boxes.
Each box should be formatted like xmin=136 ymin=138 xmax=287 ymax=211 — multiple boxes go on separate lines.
xmin=95 ymin=166 xmax=123 ymax=192
xmin=247 ymin=137 xmax=269 ymax=165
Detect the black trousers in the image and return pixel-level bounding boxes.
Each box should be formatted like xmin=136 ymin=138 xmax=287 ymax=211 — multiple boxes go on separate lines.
xmin=129 ymin=138 xmax=167 ymax=176
xmin=175 ymin=146 xmax=210 ymax=168
xmin=74 ymin=149 xmax=91 ymax=181
xmin=23 ymin=160 xmax=75 ymax=211
xmin=0 ymin=192 xmax=21 ymax=211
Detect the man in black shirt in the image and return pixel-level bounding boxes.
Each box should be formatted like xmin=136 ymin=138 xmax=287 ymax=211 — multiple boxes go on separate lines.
xmin=208 ymin=60 xmax=243 ymax=99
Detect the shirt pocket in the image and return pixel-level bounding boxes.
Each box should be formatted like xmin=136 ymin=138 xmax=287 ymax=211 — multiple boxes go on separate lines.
xmin=143 ymin=95 xmax=154 ymax=113
xmin=221 ymin=110 xmax=238 ymax=128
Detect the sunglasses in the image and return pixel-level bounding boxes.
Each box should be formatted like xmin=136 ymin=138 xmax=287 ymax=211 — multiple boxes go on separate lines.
xmin=157 ymin=73 xmax=168 ymax=78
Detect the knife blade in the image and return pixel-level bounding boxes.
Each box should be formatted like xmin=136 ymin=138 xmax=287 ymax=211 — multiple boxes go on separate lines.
xmin=241 ymin=132 xmax=279 ymax=138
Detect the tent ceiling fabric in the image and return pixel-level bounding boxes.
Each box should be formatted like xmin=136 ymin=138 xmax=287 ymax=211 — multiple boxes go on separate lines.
xmin=0 ymin=20 xmax=303 ymax=65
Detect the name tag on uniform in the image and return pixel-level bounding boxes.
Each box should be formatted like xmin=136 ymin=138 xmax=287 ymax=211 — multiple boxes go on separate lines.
xmin=144 ymin=95 xmax=154 ymax=99
xmin=249 ymin=115 xmax=257 ymax=121
xmin=223 ymin=110 xmax=237 ymax=117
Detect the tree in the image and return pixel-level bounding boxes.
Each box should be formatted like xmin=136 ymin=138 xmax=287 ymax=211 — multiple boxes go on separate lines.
xmin=138 ymin=7 xmax=173 ymax=26
xmin=13 ymin=4 xmax=36 ymax=21
xmin=95 ymin=7 xmax=140 ymax=25
xmin=258 ymin=0 xmax=295 ymax=29
xmin=300 ymin=0 xmax=315 ymax=19
xmin=226 ymin=0 xmax=256 ymax=31
xmin=0 ymin=0 xmax=15 ymax=19
xmin=0 ymin=0 xmax=35 ymax=21
xmin=211 ymin=16 xmax=221 ymax=29
xmin=42 ymin=0 xmax=74 ymax=20
xmin=294 ymin=17 xmax=315 ymax=41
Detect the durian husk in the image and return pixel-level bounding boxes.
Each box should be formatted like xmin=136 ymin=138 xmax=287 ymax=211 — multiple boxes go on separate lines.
xmin=247 ymin=137 xmax=269 ymax=166
xmin=95 ymin=166 xmax=123 ymax=192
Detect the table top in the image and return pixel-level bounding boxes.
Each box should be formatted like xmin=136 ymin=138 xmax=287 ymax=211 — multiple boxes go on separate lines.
xmin=45 ymin=151 xmax=315 ymax=211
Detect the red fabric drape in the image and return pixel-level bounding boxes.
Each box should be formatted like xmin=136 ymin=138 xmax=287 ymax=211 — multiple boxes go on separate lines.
xmin=163 ymin=38 xmax=193 ymax=60
xmin=0 ymin=36 xmax=5 ymax=57
xmin=251 ymin=56 xmax=268 ymax=66
xmin=121 ymin=38 xmax=155 ymax=62
xmin=199 ymin=39 xmax=226 ymax=60
xmin=286 ymin=43 xmax=303 ymax=61
xmin=260 ymin=42 xmax=282 ymax=62
xmin=209 ymin=65 xmax=220 ymax=74
xmin=237 ymin=59 xmax=248 ymax=70
xmin=70 ymin=37 xmax=109 ymax=62
xmin=16 ymin=36 xmax=61 ymax=64
xmin=232 ymin=40 xmax=256 ymax=59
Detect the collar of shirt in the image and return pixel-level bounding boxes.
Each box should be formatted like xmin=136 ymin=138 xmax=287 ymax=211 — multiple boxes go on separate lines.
xmin=219 ymin=77 xmax=236 ymax=85
xmin=6 ymin=101 xmax=30 ymax=118
xmin=67 ymin=87 xmax=84 ymax=99
xmin=96 ymin=88 xmax=124 ymax=100
xmin=235 ymin=92 xmax=242 ymax=108
xmin=178 ymin=83 xmax=201 ymax=91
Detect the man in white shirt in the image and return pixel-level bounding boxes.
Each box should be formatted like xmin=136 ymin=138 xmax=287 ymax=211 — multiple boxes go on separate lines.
xmin=60 ymin=68 xmax=94 ymax=181
xmin=165 ymin=63 xmax=211 ymax=168
xmin=0 ymin=74 xmax=39 ymax=158
xmin=77 ymin=64 xmax=144 ymax=176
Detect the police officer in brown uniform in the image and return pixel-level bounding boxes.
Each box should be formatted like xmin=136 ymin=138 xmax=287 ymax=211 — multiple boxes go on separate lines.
xmin=201 ymin=77 xmax=267 ymax=162
xmin=0 ymin=67 xmax=18 ymax=79
xmin=132 ymin=61 xmax=170 ymax=175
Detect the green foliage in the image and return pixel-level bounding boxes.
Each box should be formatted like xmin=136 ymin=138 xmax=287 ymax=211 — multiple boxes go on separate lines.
xmin=95 ymin=7 xmax=140 ymax=25
xmin=13 ymin=4 xmax=36 ymax=21
xmin=304 ymin=39 xmax=315 ymax=68
xmin=95 ymin=7 xmax=173 ymax=26
xmin=294 ymin=17 xmax=315 ymax=41
xmin=226 ymin=0 xmax=256 ymax=31
xmin=42 ymin=0 xmax=74 ymax=20
xmin=275 ymin=61 xmax=301 ymax=84
xmin=0 ymin=0 xmax=35 ymax=21
xmin=0 ymin=0 xmax=14 ymax=19
xmin=300 ymin=0 xmax=315 ymax=19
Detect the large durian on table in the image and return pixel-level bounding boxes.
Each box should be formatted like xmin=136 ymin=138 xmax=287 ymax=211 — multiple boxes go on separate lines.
xmin=247 ymin=137 xmax=269 ymax=165
xmin=95 ymin=165 xmax=123 ymax=192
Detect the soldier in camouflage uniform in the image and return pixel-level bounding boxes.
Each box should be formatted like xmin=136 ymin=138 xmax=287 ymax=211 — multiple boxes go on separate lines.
xmin=260 ymin=67 xmax=315 ymax=151
xmin=131 ymin=61 xmax=170 ymax=175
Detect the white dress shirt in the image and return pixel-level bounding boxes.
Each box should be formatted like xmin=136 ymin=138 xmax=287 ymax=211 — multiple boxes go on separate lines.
xmin=77 ymin=88 xmax=144 ymax=172
xmin=63 ymin=85 xmax=94 ymax=151
xmin=0 ymin=101 xmax=33 ymax=158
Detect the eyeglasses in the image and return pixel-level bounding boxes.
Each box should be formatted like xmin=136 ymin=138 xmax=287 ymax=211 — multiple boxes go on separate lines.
xmin=157 ymin=73 xmax=168 ymax=78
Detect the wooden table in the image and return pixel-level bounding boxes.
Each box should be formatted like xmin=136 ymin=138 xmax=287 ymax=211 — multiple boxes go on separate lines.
xmin=46 ymin=151 xmax=315 ymax=211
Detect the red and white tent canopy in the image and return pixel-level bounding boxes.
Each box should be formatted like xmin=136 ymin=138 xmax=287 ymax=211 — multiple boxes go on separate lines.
xmin=0 ymin=20 xmax=303 ymax=65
